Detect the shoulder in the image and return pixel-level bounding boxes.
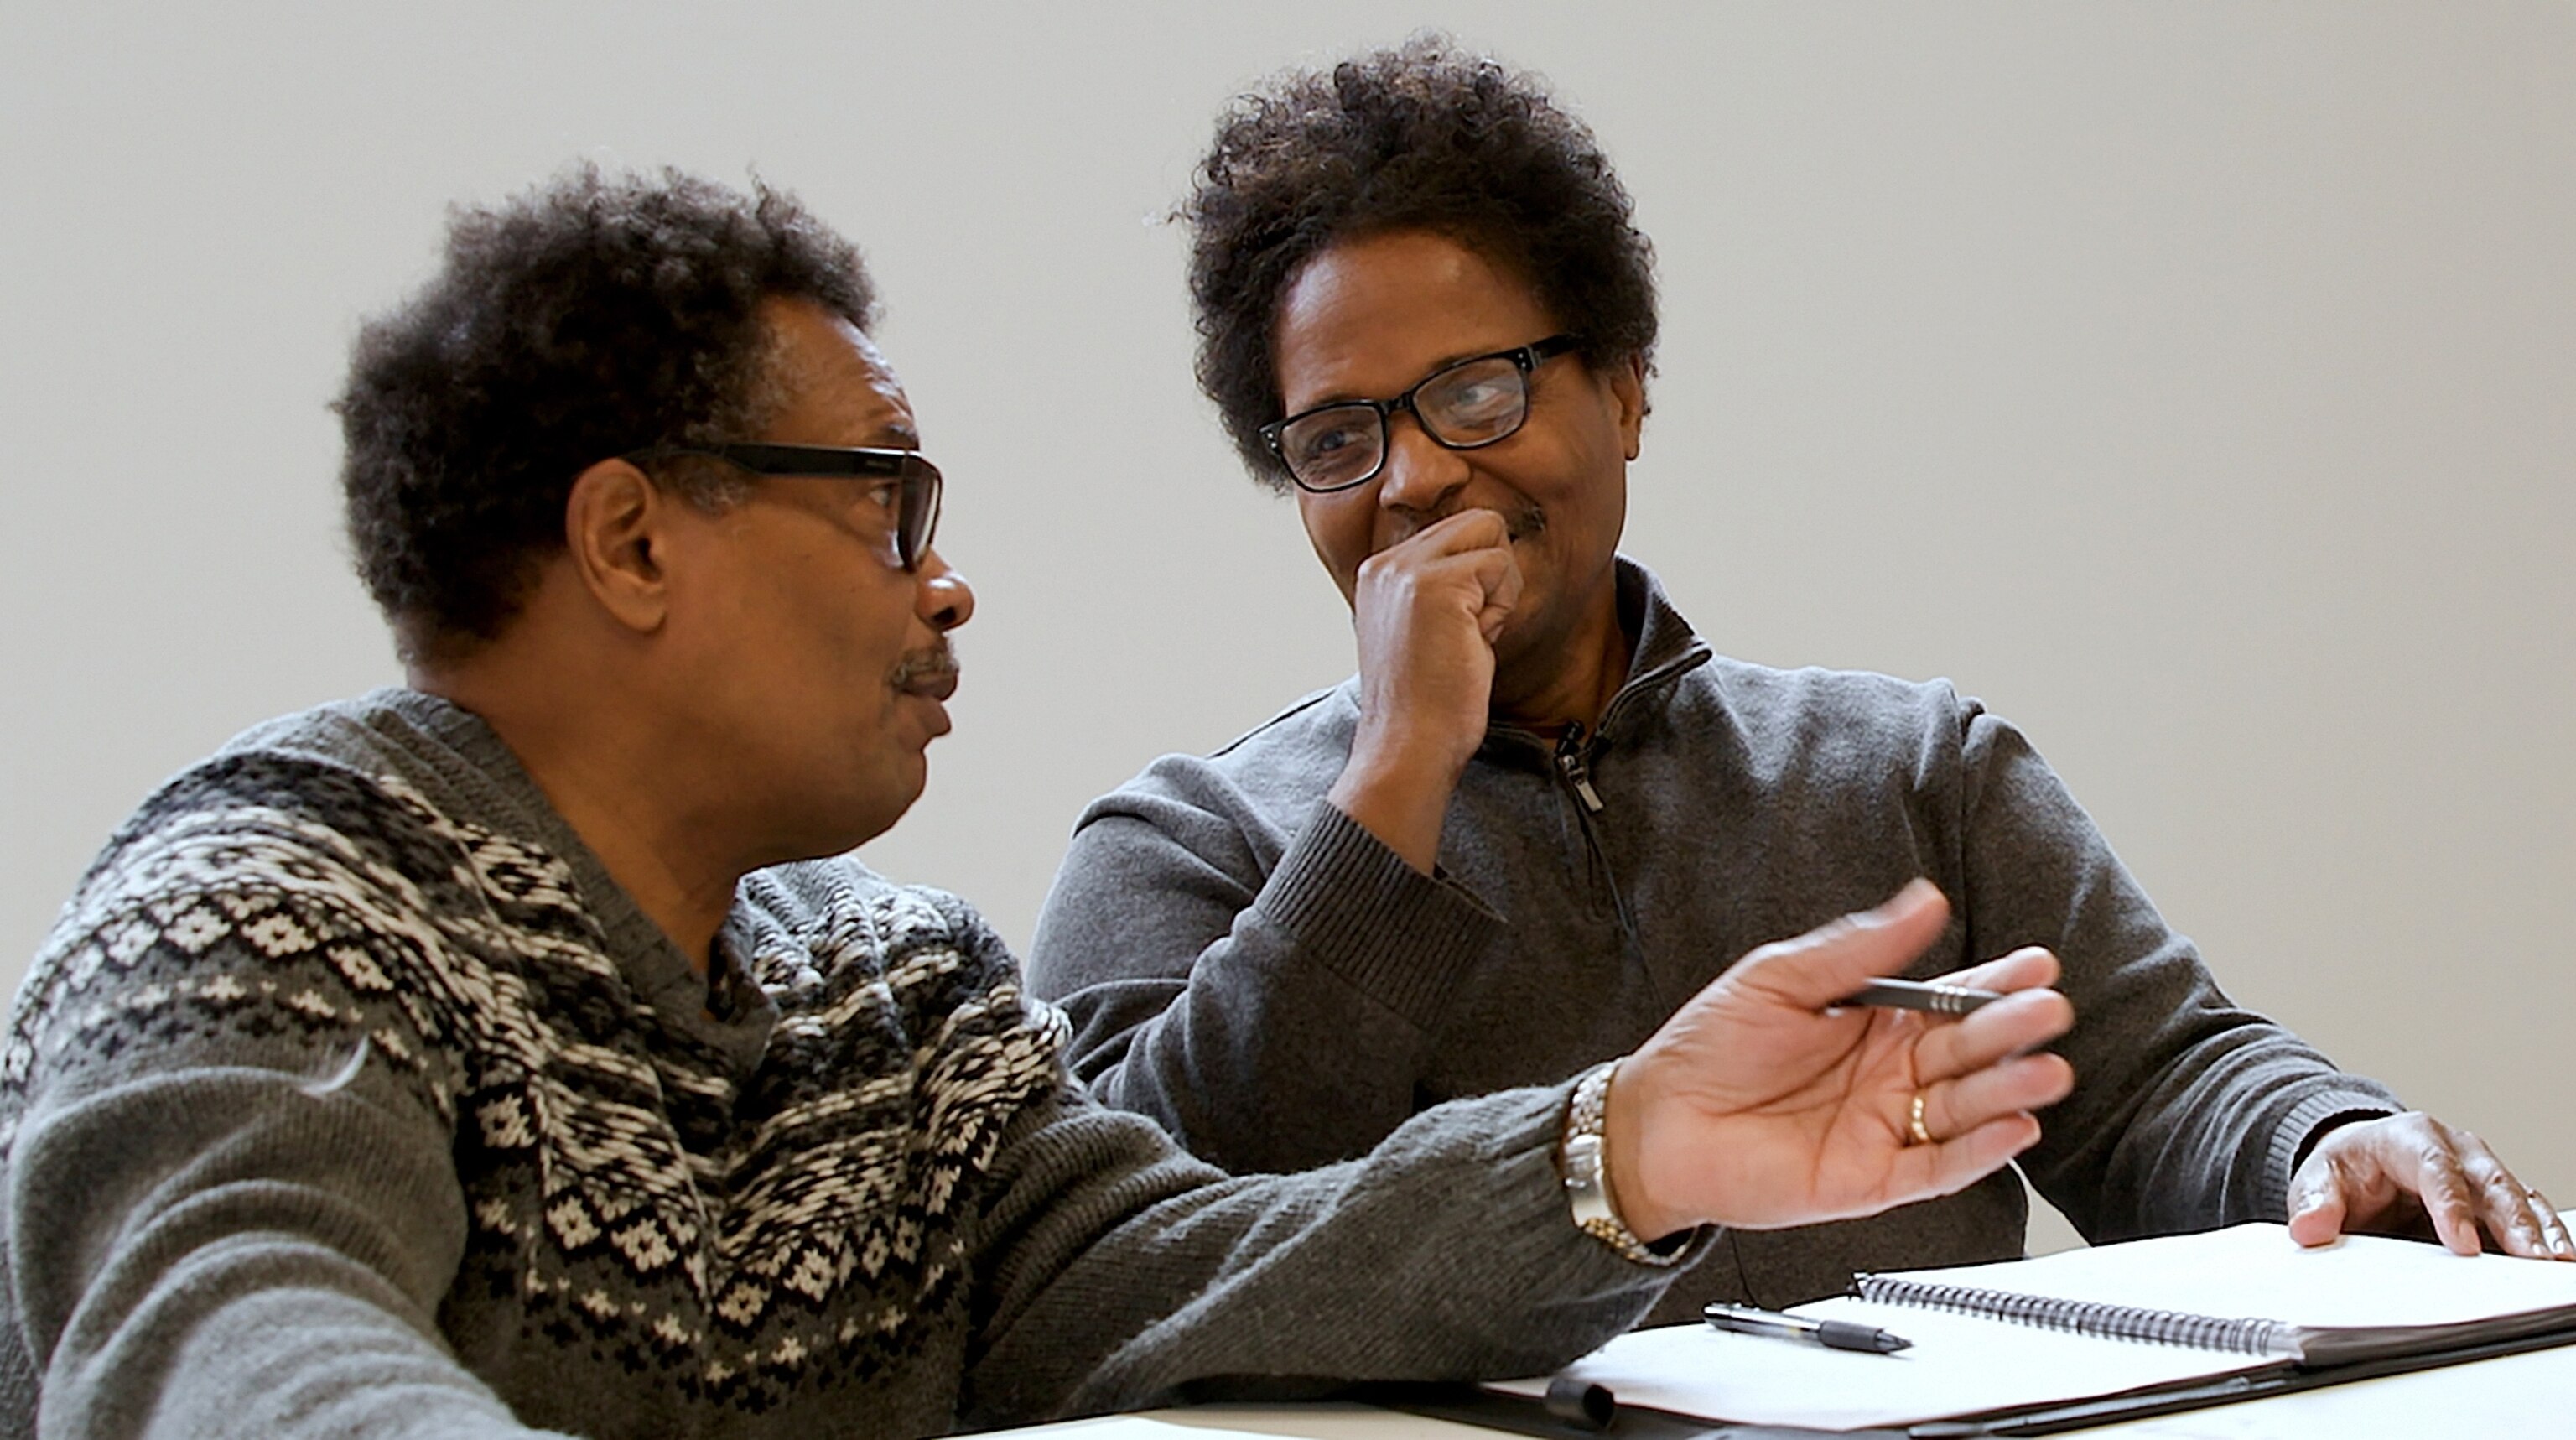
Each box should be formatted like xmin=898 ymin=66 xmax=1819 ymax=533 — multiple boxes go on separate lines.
xmin=1693 ymin=652 xmax=1966 ymax=715
xmin=1208 ymin=680 xmax=1357 ymax=766
xmin=52 ymin=737 xmax=485 ymax=956
xmin=3 ymin=734 xmax=502 ymax=1146
xmin=1676 ymin=656 xmax=1987 ymax=765
xmin=1071 ymin=681 xmax=1354 ymax=839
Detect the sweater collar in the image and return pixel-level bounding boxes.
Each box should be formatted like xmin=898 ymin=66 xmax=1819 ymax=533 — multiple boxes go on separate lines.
xmin=1472 ymin=556 xmax=1714 ymax=761
xmin=1617 ymin=556 xmax=1716 ymax=696
xmin=364 ymin=688 xmax=778 ymax=1073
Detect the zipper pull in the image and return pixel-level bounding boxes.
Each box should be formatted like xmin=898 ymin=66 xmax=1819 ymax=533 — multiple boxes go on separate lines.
xmin=1555 ymin=723 xmax=1606 ymax=814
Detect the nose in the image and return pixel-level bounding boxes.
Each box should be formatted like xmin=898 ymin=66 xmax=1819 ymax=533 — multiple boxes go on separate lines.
xmin=1374 ymin=410 xmax=1471 ymax=517
xmin=913 ymin=548 xmax=974 ymax=632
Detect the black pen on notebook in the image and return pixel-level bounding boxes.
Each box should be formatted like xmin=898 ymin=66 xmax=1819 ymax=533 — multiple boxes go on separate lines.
xmin=1704 ymin=1303 xmax=1912 ymax=1354
xmin=1833 ymin=976 xmax=2002 ymax=1016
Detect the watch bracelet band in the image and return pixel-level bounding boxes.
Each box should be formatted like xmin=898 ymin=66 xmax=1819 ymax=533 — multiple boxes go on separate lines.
xmin=1561 ymin=1059 xmax=1680 ymax=1266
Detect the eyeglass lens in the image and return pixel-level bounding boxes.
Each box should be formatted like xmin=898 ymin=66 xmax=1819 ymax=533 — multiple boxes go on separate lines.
xmin=896 ymin=461 xmax=943 ymax=571
xmin=1276 ymin=352 xmax=1534 ymax=491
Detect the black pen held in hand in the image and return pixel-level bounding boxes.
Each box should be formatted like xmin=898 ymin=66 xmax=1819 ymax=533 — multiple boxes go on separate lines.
xmin=1832 ymin=976 xmax=2002 ymax=1015
xmin=1704 ymin=1303 xmax=1912 ymax=1354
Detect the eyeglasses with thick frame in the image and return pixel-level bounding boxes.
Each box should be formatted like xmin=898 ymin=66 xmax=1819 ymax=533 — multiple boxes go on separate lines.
xmin=1259 ymin=333 xmax=1585 ymax=494
xmin=633 ymin=443 xmax=943 ymax=571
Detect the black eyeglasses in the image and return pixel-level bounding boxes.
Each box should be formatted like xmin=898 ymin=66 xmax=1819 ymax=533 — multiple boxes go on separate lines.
xmin=637 ymin=443 xmax=943 ymax=571
xmin=1259 ymin=334 xmax=1584 ymax=493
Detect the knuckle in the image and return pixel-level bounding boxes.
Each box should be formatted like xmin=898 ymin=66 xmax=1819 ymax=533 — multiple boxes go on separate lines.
xmin=1753 ymin=914 xmax=1857 ymax=964
xmin=1808 ymin=912 xmax=1865 ymax=947
xmin=1737 ymin=938 xmax=1797 ymax=970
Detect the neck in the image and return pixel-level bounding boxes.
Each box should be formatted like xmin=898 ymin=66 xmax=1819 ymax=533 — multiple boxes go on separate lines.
xmin=412 ymin=655 xmax=740 ymax=976
xmin=1489 ymin=580 xmax=1633 ymax=736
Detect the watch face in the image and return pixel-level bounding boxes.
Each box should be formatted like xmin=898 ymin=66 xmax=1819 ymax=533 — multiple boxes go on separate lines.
xmin=1565 ymin=1132 xmax=1603 ymax=1183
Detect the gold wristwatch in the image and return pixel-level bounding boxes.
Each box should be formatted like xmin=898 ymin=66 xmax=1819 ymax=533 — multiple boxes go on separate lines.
xmin=1561 ymin=1059 xmax=1680 ymax=1266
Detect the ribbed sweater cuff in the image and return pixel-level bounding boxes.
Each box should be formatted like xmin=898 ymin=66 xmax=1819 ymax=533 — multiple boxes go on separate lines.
xmin=1256 ymin=800 xmax=1505 ymax=1032
xmin=2265 ymin=1089 xmax=2404 ymax=1218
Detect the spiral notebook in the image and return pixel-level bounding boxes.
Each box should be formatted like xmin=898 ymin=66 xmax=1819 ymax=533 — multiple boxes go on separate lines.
xmin=1848 ymin=1249 xmax=2576 ymax=1368
xmin=1490 ymin=1221 xmax=2576 ymax=1432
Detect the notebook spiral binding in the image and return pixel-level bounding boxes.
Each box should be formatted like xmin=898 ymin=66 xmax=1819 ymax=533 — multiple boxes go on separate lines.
xmin=1853 ymin=1275 xmax=2291 ymax=1356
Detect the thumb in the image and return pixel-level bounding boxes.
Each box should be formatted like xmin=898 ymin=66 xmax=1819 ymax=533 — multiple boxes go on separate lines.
xmin=2288 ymin=1168 xmax=2349 ymax=1247
xmin=1732 ymin=879 xmax=1951 ymax=1011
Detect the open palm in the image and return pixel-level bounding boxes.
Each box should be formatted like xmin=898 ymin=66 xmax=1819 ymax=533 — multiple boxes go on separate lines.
xmin=1605 ymin=881 xmax=2076 ymax=1241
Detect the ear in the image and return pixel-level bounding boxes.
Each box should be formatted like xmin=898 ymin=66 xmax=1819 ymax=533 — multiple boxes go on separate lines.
xmin=563 ymin=459 xmax=673 ymax=636
xmin=1608 ymin=353 xmax=1649 ymax=462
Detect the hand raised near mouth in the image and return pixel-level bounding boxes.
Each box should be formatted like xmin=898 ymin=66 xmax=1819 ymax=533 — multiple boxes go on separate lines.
xmin=1326 ymin=507 xmax=1521 ymax=874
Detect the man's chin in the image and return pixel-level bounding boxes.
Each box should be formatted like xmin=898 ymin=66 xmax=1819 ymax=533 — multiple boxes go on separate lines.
xmin=895 ymin=686 xmax=954 ymax=746
xmin=780 ymin=761 xmax=930 ymax=863
xmin=1488 ymin=587 xmax=1581 ymax=677
xmin=873 ymin=755 xmax=932 ymax=834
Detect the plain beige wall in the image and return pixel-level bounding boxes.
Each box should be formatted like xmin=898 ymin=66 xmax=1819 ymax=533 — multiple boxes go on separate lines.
xmin=3 ymin=3 xmax=2569 ymax=1241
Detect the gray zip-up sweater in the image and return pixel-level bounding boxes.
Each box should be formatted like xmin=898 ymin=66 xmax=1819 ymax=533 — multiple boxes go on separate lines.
xmin=0 ymin=690 xmax=1685 ymax=1440
xmin=1029 ymin=559 xmax=2400 ymax=1322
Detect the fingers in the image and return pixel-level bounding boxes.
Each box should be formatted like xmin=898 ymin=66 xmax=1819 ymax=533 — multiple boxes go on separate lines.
xmin=1356 ymin=509 xmax=1524 ymax=651
xmin=2283 ymin=1114 xmax=2576 ymax=1260
xmin=2419 ymin=1135 xmax=2490 ymax=1256
xmin=2395 ymin=1125 xmax=2534 ymax=1258
xmin=1395 ymin=505 xmax=1515 ymax=556
xmin=2288 ymin=1162 xmax=2352 ymax=1248
xmin=1902 ymin=1112 xmax=2046 ymax=1202
xmin=1732 ymin=880 xmax=1953 ymax=1011
xmin=1910 ymin=987 xmax=2075 ymax=1085
xmin=2532 ymin=1192 xmax=2575 ymax=1261
xmin=1942 ymin=944 xmax=2060 ymax=996
xmin=1890 ymin=978 xmax=2073 ymax=1205
xmin=1916 ymin=1052 xmax=2075 ymax=1144
xmin=1373 ymin=507 xmax=1517 ymax=593
xmin=1475 ymin=542 xmax=1524 ymax=642
xmin=2451 ymin=1136 xmax=2572 ymax=1261
xmin=2288 ymin=1120 xmax=2424 ymax=1249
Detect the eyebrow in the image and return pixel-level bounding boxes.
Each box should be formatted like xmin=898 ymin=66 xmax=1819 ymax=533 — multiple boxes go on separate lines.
xmin=824 ymin=414 xmax=920 ymax=451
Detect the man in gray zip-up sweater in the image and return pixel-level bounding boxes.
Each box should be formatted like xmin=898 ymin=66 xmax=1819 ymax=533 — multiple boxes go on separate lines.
xmin=1026 ymin=40 xmax=2566 ymax=1323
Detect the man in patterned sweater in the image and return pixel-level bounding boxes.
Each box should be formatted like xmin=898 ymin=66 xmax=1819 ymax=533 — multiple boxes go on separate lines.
xmin=0 ymin=168 xmax=2075 ymax=1440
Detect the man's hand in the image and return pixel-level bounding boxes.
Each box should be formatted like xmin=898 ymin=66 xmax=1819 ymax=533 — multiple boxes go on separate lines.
xmin=1326 ymin=510 xmax=1521 ymax=873
xmin=1604 ymin=881 xmax=2076 ymax=1241
xmin=2288 ymin=1113 xmax=2574 ymax=1260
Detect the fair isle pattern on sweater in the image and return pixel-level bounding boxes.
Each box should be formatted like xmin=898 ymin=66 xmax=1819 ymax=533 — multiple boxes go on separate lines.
xmin=0 ymin=751 xmax=1070 ymax=1412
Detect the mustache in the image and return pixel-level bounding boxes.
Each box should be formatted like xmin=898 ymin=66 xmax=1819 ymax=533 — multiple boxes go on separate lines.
xmin=889 ymin=640 xmax=960 ymax=700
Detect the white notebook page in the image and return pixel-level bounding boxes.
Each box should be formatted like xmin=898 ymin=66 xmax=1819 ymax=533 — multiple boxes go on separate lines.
xmin=1492 ymin=1224 xmax=2576 ymax=1431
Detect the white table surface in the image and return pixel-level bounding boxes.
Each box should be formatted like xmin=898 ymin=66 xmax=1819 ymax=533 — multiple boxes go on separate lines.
xmin=1004 ymin=1336 xmax=2576 ymax=1439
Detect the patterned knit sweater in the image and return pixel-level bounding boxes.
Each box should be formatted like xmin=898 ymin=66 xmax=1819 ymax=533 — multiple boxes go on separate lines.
xmin=0 ymin=691 xmax=1680 ymax=1440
